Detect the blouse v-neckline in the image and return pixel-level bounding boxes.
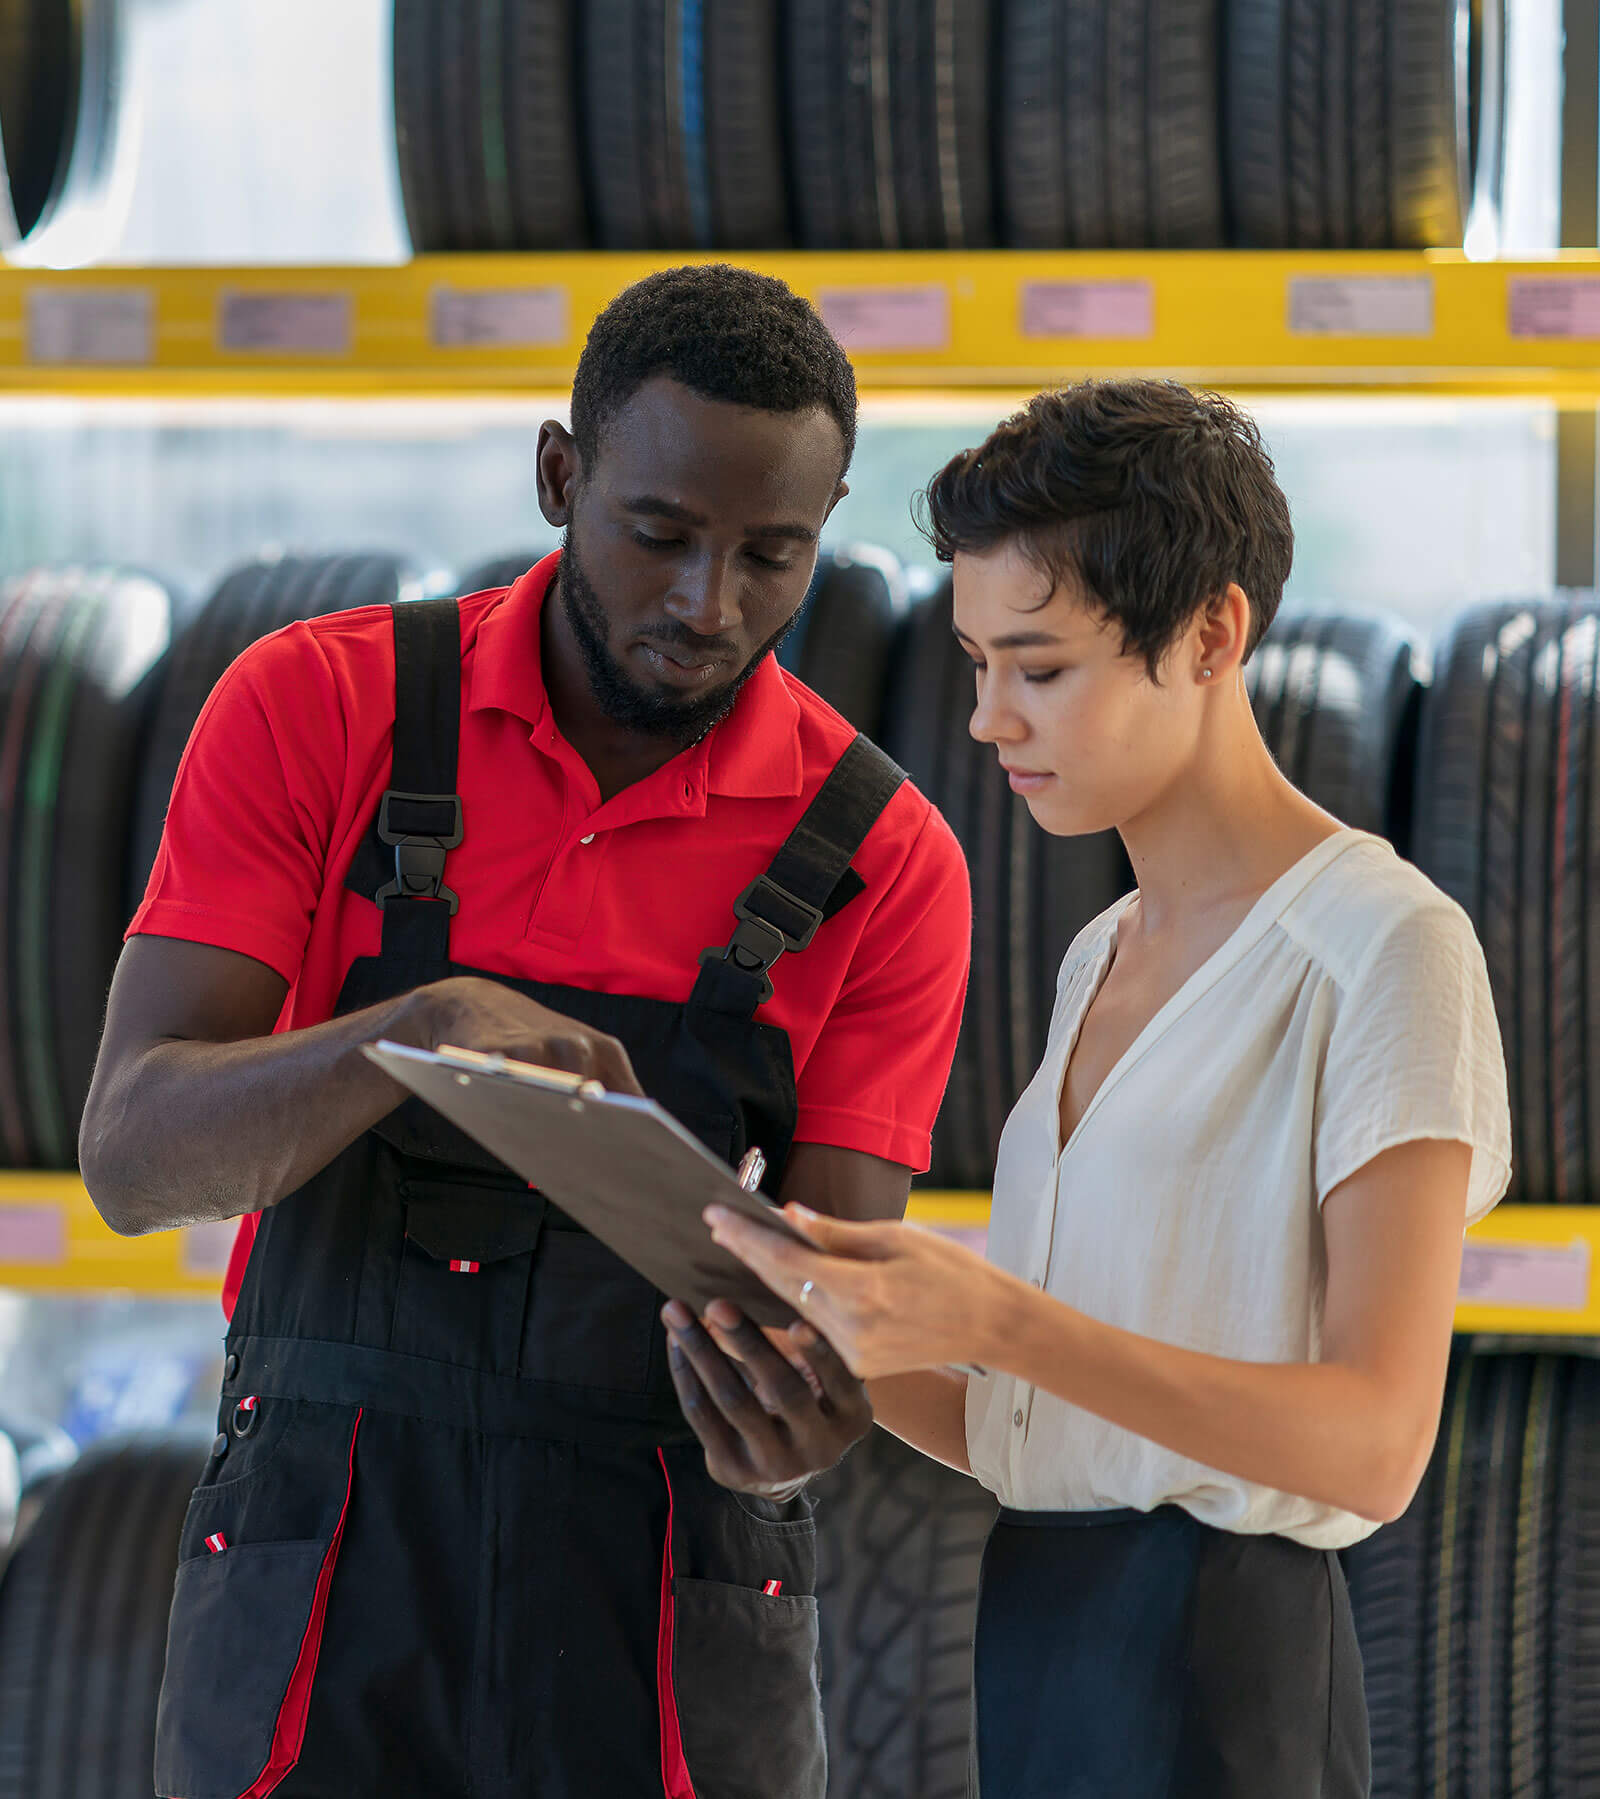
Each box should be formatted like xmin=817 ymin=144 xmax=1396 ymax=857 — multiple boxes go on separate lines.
xmin=1052 ymin=827 xmax=1367 ymax=1162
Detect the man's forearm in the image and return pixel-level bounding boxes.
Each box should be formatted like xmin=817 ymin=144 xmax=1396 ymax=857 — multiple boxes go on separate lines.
xmin=79 ymin=987 xmax=438 ymax=1236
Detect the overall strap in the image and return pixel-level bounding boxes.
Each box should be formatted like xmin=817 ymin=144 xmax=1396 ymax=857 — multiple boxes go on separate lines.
xmin=346 ymin=597 xmax=465 ymax=968
xmin=692 ymin=734 xmax=907 ymax=1017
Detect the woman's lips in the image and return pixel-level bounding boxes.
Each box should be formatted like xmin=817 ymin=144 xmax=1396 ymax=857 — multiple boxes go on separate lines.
xmin=1003 ymin=766 xmax=1056 ymax=793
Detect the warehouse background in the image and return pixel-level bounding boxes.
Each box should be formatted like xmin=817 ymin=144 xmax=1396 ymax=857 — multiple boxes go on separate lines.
xmin=0 ymin=2 xmax=1599 ymax=1796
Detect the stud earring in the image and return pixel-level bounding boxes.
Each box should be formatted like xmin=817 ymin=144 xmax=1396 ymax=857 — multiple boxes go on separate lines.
xmin=1201 ymin=668 xmax=1214 ymax=680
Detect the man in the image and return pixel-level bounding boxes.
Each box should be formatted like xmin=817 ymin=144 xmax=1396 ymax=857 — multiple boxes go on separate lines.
xmin=81 ymin=265 xmax=969 ymax=1799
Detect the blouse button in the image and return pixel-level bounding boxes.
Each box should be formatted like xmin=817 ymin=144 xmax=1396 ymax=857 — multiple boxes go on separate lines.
xmin=580 ymin=833 xmax=595 ymax=845
xmin=1012 ymin=1409 xmax=1024 ymax=1428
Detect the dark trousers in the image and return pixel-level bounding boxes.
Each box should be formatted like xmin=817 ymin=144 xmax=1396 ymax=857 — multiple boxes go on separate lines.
xmin=973 ymin=1505 xmax=1371 ymax=1798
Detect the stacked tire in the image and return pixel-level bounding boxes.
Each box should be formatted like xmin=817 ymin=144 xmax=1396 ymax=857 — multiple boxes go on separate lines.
xmin=392 ymin=0 xmax=1491 ymax=252
xmin=0 ymin=570 xmax=177 ymax=1169
xmin=0 ymin=0 xmax=119 ymax=248
xmin=1345 ymin=1345 xmax=1600 ymax=1799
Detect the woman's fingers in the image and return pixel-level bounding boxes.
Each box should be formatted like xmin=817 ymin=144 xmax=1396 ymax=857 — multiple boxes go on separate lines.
xmin=779 ymin=1204 xmax=898 ymax=1258
xmin=707 ymin=1206 xmax=826 ymax=1300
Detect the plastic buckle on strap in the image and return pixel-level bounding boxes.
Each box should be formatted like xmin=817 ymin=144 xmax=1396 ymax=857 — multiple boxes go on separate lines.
xmin=374 ymin=788 xmax=463 ymax=914
xmin=697 ymin=876 xmax=825 ymax=1003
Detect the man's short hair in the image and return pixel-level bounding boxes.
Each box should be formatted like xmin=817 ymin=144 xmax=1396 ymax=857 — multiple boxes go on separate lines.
xmin=920 ymin=379 xmax=1294 ymax=675
xmin=570 ymin=264 xmax=858 ymax=477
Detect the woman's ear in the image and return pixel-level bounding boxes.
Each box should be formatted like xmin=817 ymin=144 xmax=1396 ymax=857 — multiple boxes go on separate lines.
xmin=1195 ymin=583 xmax=1252 ymax=681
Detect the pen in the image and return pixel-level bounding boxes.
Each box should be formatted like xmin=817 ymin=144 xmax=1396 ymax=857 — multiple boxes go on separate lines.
xmin=736 ymin=1147 xmax=766 ymax=1192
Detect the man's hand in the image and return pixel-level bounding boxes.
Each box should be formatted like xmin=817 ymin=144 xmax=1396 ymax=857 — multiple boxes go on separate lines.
xmin=421 ymin=976 xmax=644 ymax=1094
xmin=662 ymin=1297 xmax=873 ymax=1498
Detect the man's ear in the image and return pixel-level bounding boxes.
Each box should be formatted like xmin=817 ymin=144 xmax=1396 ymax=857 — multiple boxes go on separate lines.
xmin=537 ymin=421 xmax=583 ymax=526
xmin=821 ymin=479 xmax=850 ymax=526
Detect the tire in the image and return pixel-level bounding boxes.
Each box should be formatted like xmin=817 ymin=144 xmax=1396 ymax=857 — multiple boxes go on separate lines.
xmin=999 ymin=0 xmax=1068 ymax=247
xmin=0 ymin=1431 xmax=210 ymax=1799
xmin=1412 ymin=595 xmax=1600 ymax=1205
xmin=704 ymin=0 xmax=790 ymax=246
xmin=46 ymin=574 xmax=177 ymax=1167
xmin=786 ymin=0 xmax=899 ymax=249
xmin=889 ymin=0 xmax=993 ymax=248
xmin=458 ymin=552 xmax=544 ymax=594
xmin=0 ymin=0 xmax=116 ymax=247
xmin=882 ymin=580 xmax=1130 ymax=1186
xmin=504 ymin=0 xmax=588 ymax=249
xmin=1226 ymin=0 xmax=1465 ymax=247
xmin=1245 ymin=610 xmax=1425 ymax=842
xmin=814 ymin=1431 xmax=998 ymax=1799
xmin=392 ymin=0 xmax=445 ymax=251
xmin=1344 ymin=1348 xmax=1600 ymax=1799
xmin=777 ymin=546 xmax=907 ymax=739
xmin=129 ymin=553 xmax=418 ymax=916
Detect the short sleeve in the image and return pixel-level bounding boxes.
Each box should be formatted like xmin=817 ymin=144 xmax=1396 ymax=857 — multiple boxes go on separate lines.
xmin=1314 ymin=899 xmax=1512 ymax=1223
xmin=792 ymin=804 xmax=971 ymax=1172
xmin=128 ymin=624 xmax=348 ymax=983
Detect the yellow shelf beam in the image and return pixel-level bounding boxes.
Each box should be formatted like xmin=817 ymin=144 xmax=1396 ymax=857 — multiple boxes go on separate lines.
xmin=0 ymin=251 xmax=1598 ymax=398
xmin=4 ymin=1174 xmax=1600 ymax=1336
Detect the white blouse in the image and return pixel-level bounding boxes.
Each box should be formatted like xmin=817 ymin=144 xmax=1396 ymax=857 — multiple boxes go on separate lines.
xmin=965 ymin=829 xmax=1512 ymax=1549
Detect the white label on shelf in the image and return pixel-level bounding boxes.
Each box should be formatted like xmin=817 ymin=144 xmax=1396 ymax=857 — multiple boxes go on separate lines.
xmin=1508 ymin=278 xmax=1600 ymax=340
xmin=26 ymin=288 xmax=154 ymax=365
xmin=219 ymin=291 xmax=352 ymax=353
xmin=430 ymin=286 xmax=568 ymax=348
xmin=1021 ymin=280 xmax=1155 ymax=339
xmin=819 ymin=285 xmax=950 ymax=352
xmin=1458 ymin=1239 xmax=1590 ymax=1312
xmin=1288 ymin=275 xmax=1434 ymax=336
xmin=916 ymin=1222 xmax=990 ymax=1259
xmin=0 ymin=1205 xmax=65 ymax=1264
xmin=182 ymin=1219 xmax=239 ymax=1277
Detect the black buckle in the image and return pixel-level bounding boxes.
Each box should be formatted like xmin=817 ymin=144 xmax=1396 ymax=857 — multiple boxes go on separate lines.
xmin=375 ymin=789 xmax=463 ymax=913
xmin=697 ymin=876 xmax=825 ymax=1003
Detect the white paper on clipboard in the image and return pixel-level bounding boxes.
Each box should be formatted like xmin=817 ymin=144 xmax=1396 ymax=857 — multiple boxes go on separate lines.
xmin=364 ymin=1040 xmax=806 ymax=1325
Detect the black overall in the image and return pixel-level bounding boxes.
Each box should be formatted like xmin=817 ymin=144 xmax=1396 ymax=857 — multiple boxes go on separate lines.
xmin=153 ymin=598 xmax=905 ymax=1799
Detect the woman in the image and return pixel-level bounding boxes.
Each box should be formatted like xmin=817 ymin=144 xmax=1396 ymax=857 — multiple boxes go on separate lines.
xmin=668 ymin=380 xmax=1511 ymax=1797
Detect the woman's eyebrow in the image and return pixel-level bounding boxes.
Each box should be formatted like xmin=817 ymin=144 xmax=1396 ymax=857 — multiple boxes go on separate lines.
xmin=952 ymin=624 xmax=1067 ymax=650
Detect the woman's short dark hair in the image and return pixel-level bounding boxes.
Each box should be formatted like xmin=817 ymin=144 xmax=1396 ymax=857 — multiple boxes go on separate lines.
xmin=570 ymin=264 xmax=858 ymax=476
xmin=920 ymin=379 xmax=1294 ymax=675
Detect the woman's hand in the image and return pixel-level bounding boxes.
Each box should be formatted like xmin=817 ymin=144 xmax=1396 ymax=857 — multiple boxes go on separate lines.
xmin=704 ymin=1202 xmax=1013 ymax=1379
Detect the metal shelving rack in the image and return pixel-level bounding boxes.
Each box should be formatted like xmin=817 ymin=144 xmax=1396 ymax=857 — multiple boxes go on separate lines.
xmin=2 ymin=246 xmax=1599 ymax=1331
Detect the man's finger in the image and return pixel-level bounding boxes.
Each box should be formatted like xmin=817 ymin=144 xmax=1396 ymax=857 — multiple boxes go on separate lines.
xmin=668 ymin=1314 xmax=791 ymax=1452
xmin=665 ymin=1335 xmax=747 ymax=1468
xmin=702 ymin=1309 xmax=815 ymax=1415
xmin=786 ymin=1321 xmax=872 ymax=1410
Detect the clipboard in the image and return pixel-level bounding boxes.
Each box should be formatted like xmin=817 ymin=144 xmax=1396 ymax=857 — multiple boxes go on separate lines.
xmin=363 ymin=1040 xmax=807 ymax=1326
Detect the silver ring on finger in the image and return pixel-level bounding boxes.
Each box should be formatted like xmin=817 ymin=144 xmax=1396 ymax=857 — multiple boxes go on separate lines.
xmin=798 ymin=1279 xmax=815 ymax=1308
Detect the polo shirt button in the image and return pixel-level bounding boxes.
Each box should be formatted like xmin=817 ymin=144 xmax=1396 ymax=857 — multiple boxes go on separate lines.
xmin=580 ymin=833 xmax=595 ymax=845
xmin=224 ymin=1353 xmax=239 ymax=1380
xmin=1012 ymin=1409 xmax=1024 ymax=1428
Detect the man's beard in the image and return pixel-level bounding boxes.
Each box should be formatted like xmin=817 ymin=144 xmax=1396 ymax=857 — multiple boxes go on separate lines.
xmin=558 ymin=530 xmax=801 ymax=746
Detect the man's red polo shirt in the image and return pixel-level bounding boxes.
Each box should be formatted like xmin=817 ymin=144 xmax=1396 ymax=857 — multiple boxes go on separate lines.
xmin=131 ymin=552 xmax=971 ymax=1315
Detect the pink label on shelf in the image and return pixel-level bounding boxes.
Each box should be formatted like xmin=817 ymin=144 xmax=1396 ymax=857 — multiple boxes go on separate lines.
xmin=0 ymin=1206 xmax=65 ymax=1264
xmin=1508 ymin=278 xmax=1600 ymax=340
xmin=430 ymin=286 xmax=569 ymax=348
xmin=219 ymin=292 xmax=352 ymax=353
xmin=1458 ymin=1240 xmax=1590 ymax=1312
xmin=27 ymin=288 xmax=154 ymax=365
xmin=819 ymin=286 xmax=950 ymax=352
xmin=1021 ymin=280 xmax=1154 ymax=339
xmin=182 ymin=1220 xmax=239 ymax=1277
xmin=1288 ymin=275 xmax=1434 ymax=336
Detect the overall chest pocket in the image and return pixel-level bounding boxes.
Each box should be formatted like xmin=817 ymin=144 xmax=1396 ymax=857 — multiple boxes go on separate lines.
xmin=390 ymin=1177 xmax=546 ymax=1372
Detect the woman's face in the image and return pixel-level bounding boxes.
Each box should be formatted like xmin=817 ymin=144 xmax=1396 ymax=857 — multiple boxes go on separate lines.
xmin=952 ymin=540 xmax=1204 ymax=838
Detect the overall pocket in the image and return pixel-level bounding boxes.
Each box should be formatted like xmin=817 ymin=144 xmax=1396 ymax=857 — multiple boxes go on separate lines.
xmin=672 ymin=1580 xmax=826 ymax=1799
xmin=391 ymin=1176 xmax=546 ymax=1370
xmin=154 ymin=1405 xmax=361 ymax=1799
xmin=520 ymin=1227 xmax=663 ymax=1394
xmin=659 ymin=1446 xmax=826 ymax=1798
